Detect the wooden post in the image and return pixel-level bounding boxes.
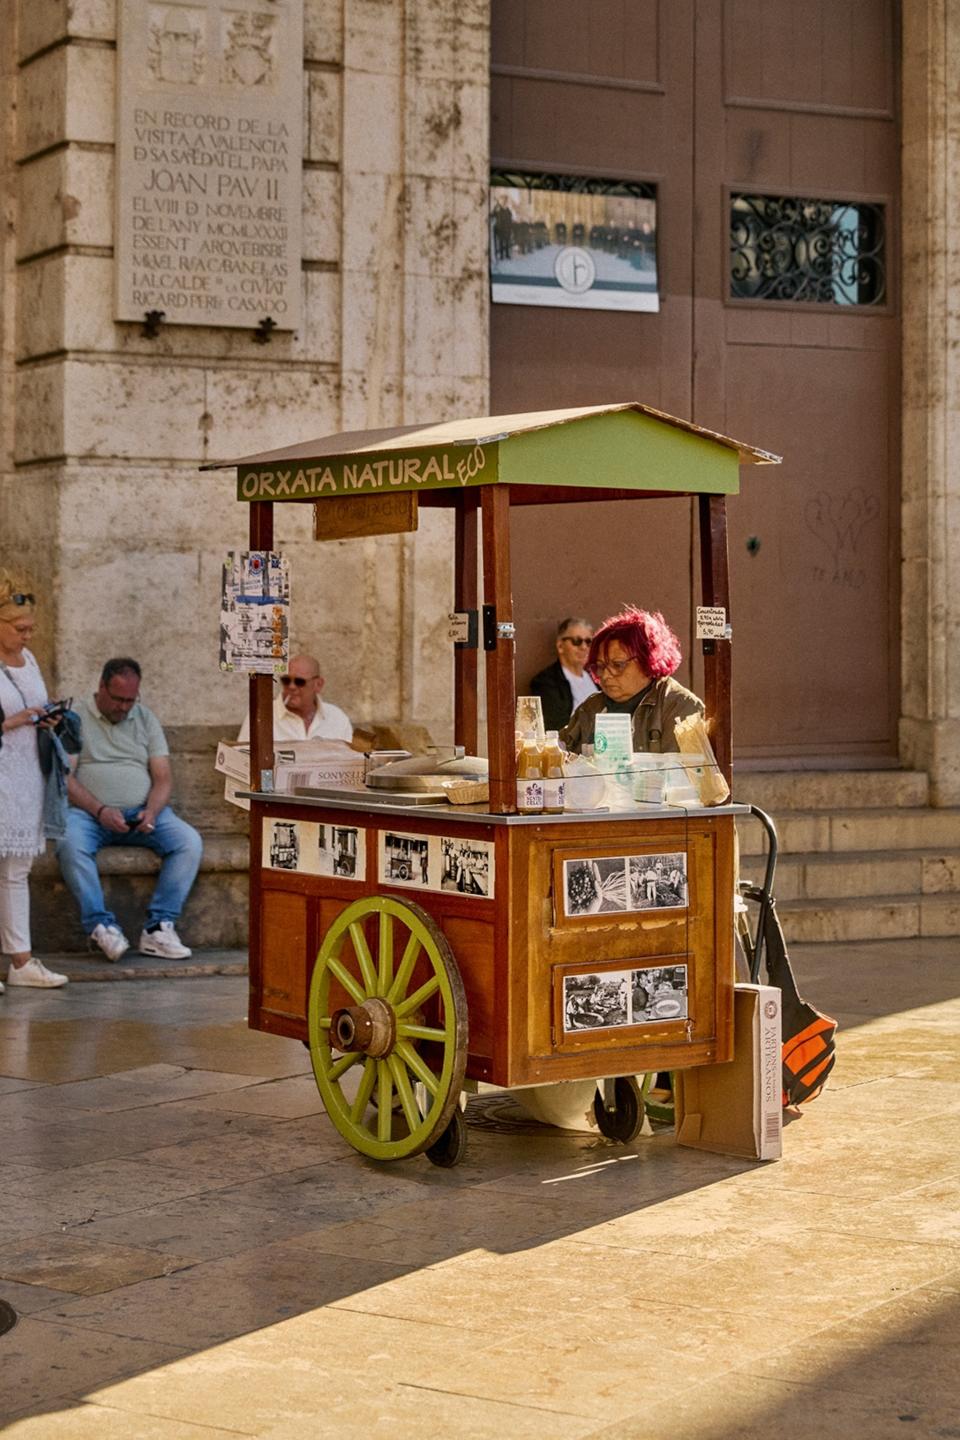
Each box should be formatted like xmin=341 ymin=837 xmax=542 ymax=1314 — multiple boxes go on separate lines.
xmin=481 ymin=486 xmax=516 ymax=813
xmin=248 ymin=500 xmax=275 ymax=791
xmin=454 ymin=492 xmax=479 ymax=754
xmin=698 ymin=493 xmax=732 ymax=784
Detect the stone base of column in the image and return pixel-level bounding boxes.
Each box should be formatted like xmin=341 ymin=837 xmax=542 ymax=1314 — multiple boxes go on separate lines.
xmin=900 ymin=717 xmax=960 ymax=807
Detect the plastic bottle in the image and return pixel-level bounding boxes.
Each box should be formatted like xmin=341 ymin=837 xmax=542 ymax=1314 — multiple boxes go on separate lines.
xmin=541 ymin=730 xmax=566 ymax=813
xmin=516 ymin=731 xmax=544 ymax=814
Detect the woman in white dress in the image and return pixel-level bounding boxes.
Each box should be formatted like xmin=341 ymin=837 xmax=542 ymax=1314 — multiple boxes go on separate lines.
xmin=0 ymin=575 xmax=68 ymax=989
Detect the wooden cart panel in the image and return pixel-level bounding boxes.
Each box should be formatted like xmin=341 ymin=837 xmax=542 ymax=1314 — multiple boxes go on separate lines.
xmin=249 ymin=800 xmax=735 ymax=1087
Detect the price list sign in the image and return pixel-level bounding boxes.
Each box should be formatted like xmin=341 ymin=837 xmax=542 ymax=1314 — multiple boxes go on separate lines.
xmin=116 ymin=0 xmax=303 ymax=330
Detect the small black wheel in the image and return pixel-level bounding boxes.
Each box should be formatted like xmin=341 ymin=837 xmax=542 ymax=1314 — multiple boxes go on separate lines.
xmin=593 ymin=1077 xmax=644 ymax=1143
xmin=425 ymin=1106 xmax=468 ymax=1167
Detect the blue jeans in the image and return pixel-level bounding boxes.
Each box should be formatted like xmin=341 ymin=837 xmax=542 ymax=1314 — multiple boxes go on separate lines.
xmin=56 ymin=805 xmax=203 ymax=934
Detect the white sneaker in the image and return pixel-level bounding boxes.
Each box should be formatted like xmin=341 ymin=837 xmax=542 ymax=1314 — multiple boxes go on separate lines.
xmin=90 ymin=923 xmax=130 ymax=962
xmin=0 ymin=977 xmax=5 ymax=994
xmin=6 ymin=958 xmax=69 ymax=988
xmin=139 ymin=922 xmax=192 ymax=959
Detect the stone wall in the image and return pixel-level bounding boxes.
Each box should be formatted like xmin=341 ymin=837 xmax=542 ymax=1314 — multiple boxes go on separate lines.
xmin=0 ymin=0 xmax=490 ymax=740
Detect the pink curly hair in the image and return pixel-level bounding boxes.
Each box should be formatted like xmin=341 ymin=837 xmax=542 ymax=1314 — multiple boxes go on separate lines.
xmin=587 ymin=605 xmax=682 ymax=681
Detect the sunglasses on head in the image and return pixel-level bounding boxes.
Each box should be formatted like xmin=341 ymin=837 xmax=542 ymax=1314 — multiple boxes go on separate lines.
xmin=8 ymin=594 xmax=34 ymax=606
xmin=279 ymin=675 xmax=309 ymax=688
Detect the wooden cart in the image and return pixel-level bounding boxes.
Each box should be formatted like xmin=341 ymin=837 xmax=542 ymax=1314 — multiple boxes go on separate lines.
xmin=217 ymin=404 xmax=779 ymax=1165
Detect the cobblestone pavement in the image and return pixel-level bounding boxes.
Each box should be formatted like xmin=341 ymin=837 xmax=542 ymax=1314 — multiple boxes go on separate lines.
xmin=0 ymin=939 xmax=957 ymax=1438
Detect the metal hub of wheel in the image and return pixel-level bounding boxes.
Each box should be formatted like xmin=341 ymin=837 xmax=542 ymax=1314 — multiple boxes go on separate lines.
xmin=308 ymin=896 xmax=468 ymax=1161
xmin=330 ymin=997 xmax=396 ymax=1057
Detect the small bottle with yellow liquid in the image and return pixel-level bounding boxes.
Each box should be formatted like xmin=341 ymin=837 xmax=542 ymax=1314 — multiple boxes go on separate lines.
xmin=541 ymin=730 xmax=566 ymax=813
xmin=516 ymin=732 xmax=544 ymax=814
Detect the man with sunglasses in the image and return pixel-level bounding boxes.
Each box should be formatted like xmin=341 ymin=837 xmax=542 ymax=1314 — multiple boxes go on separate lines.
xmin=529 ymin=617 xmax=599 ymax=731
xmin=57 ymin=658 xmax=203 ymax=962
xmin=560 ymin=605 xmax=703 ymax=755
xmin=238 ymin=653 xmax=352 ymax=744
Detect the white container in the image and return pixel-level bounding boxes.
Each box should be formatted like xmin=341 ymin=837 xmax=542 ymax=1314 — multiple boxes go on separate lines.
xmin=629 ymin=753 xmax=674 ymax=804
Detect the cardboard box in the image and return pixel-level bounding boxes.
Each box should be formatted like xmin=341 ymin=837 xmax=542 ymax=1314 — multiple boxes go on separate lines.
xmin=215 ymin=740 xmax=366 ymax=811
xmin=675 ymin=984 xmax=783 ymax=1161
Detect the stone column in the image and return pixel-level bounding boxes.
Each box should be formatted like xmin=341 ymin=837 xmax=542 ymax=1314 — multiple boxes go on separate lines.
xmin=900 ymin=0 xmax=960 ymax=804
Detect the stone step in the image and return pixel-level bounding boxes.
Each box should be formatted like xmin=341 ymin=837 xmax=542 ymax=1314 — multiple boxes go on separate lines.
xmin=772 ymin=893 xmax=960 ymax=945
xmin=731 ymin=768 xmax=929 ymax=813
xmin=31 ymin=834 xmax=249 ymax=954
xmin=737 ymin=808 xmax=960 ymax=859
xmin=740 ymin=848 xmax=960 ymax=902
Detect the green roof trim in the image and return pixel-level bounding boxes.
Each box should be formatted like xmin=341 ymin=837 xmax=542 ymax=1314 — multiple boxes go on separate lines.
xmin=497 ymin=409 xmax=740 ymax=495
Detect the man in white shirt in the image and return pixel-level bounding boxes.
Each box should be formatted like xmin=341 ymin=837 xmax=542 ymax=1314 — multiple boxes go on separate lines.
xmin=529 ymin=617 xmax=599 ymax=731
xmin=238 ymin=653 xmax=352 ymax=744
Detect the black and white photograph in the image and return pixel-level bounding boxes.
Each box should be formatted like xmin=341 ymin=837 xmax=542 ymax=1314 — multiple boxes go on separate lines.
xmin=262 ymin=818 xmax=330 ymax=875
xmin=331 ymin=826 xmax=360 ymax=878
xmin=441 ymin=838 xmax=494 ymax=898
xmin=267 ymin=819 xmax=299 ymax=871
xmin=628 ymin=852 xmax=688 ymax=910
xmin=563 ymin=970 xmax=630 ymax=1032
xmin=380 ymin=832 xmax=432 ymax=889
xmin=562 ymin=856 xmax=628 ymax=916
xmin=630 ymin=965 xmax=689 ymax=1023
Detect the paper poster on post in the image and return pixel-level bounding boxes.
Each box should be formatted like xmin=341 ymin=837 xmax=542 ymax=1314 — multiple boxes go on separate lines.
xmin=219 ymin=551 xmax=289 ymax=673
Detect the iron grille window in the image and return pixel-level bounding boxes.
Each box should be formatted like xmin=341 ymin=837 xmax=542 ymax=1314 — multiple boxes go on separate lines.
xmin=730 ymin=194 xmax=886 ymax=306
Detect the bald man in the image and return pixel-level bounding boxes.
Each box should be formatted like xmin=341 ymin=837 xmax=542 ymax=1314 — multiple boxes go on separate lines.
xmin=238 ymin=654 xmax=352 ymax=743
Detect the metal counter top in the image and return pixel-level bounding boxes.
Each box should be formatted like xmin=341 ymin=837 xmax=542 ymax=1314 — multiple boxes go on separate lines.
xmin=240 ymin=788 xmax=751 ymax=826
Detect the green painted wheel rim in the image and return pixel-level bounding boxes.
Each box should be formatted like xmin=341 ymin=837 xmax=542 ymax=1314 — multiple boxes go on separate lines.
xmin=307 ymin=896 xmax=468 ymax=1160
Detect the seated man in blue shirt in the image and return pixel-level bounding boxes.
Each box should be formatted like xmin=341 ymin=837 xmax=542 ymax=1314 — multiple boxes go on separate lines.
xmin=57 ymin=657 xmax=203 ymax=962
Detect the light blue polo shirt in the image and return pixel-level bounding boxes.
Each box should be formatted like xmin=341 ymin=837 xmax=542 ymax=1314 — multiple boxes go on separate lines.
xmin=74 ymin=693 xmax=169 ymax=808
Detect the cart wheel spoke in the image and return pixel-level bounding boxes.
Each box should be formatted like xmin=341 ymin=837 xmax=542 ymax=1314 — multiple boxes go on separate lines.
xmin=326 ymin=1050 xmax=361 ymax=1082
xmin=387 ymin=1054 xmax=422 ymax=1131
xmin=325 ymin=955 xmax=366 ymax=1007
xmin=377 ymin=915 xmax=394 ymax=996
xmin=349 ymin=1057 xmax=378 ymax=1123
xmin=348 ymin=921 xmax=378 ymax=997
xmin=393 ymin=974 xmax=440 ymax=1018
xmin=307 ymin=896 xmax=468 ymax=1161
xmin=396 ymin=1022 xmax=447 ymax=1042
xmin=394 ymin=1039 xmax=439 ymax=1096
xmin=377 ymin=1062 xmax=393 ymax=1143
xmin=386 ymin=933 xmax=421 ymax=1006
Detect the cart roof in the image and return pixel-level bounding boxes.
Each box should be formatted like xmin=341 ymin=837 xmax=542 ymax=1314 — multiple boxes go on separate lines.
xmin=209 ymin=402 xmax=781 ymax=504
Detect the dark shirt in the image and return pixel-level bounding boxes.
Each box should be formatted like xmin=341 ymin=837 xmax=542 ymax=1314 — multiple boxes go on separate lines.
xmin=529 ymin=659 xmax=574 ymax=731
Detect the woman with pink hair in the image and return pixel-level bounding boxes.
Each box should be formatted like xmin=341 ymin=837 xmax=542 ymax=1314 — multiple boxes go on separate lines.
xmin=560 ymin=605 xmax=703 ymax=754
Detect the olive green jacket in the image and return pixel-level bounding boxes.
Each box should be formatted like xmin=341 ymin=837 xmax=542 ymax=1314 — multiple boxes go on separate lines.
xmin=560 ymin=676 xmax=704 ymax=754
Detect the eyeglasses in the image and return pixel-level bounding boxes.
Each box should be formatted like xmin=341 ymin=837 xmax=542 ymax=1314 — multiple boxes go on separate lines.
xmin=561 ymin=635 xmax=592 ymax=647
xmin=104 ymin=691 xmax=138 ymax=705
xmin=8 ymin=594 xmax=34 ymax=606
xmin=279 ymin=675 xmax=310 ymax=688
xmin=590 ymin=657 xmax=634 ymax=678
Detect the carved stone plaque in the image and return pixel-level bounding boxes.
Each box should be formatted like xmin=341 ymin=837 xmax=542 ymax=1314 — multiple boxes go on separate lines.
xmin=116 ymin=0 xmax=303 ymax=330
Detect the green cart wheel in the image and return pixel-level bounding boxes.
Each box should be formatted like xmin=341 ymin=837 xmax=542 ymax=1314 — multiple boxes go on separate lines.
xmin=307 ymin=896 xmax=468 ymax=1161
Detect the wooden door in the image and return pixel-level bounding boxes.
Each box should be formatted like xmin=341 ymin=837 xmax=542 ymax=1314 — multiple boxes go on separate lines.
xmin=491 ymin=0 xmax=901 ymax=763
xmin=491 ymin=1 xmax=699 ymax=698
